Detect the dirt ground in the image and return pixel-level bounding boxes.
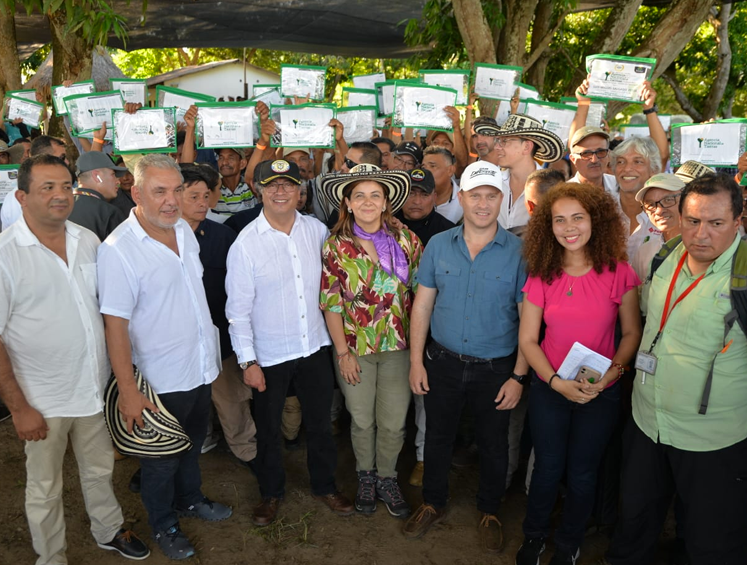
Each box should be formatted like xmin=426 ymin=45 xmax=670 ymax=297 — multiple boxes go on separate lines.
xmin=0 ymin=413 xmax=675 ymax=565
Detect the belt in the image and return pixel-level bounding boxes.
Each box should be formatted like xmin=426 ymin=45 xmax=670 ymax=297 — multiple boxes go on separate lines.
xmin=431 ymin=341 xmax=505 ymax=364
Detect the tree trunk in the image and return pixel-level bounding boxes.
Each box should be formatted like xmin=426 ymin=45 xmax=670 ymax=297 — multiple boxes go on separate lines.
xmin=633 ymin=0 xmax=718 ymax=79
xmin=590 ymin=0 xmax=644 ymax=55
xmin=497 ymin=0 xmax=540 ymax=66
xmin=0 ymin=6 xmax=22 ymax=109
xmin=525 ymin=0 xmax=568 ymax=92
xmin=451 ymin=0 xmax=498 ymax=65
xmin=48 ymin=9 xmax=94 ymax=158
xmin=700 ymin=2 xmax=732 ymax=119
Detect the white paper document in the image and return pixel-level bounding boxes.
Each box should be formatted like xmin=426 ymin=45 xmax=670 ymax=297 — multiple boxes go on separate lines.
xmin=473 ymin=65 xmax=521 ymax=100
xmin=393 ymin=85 xmax=456 ymax=130
xmin=556 ymin=342 xmax=612 ymax=381
xmin=278 ymin=106 xmax=335 ymax=148
xmin=197 ymin=105 xmax=256 ymax=148
xmin=353 ymin=73 xmax=386 ymax=91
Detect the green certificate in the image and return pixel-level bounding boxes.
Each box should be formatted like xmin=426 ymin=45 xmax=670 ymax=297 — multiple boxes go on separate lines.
xmin=671 ymin=120 xmax=747 ymax=167
xmin=473 ymin=63 xmax=523 ymax=100
xmin=156 ymin=86 xmax=216 ymax=124
xmin=64 ymin=91 xmax=124 ymax=136
xmin=393 ymin=84 xmax=457 ymax=131
xmin=337 ymin=106 xmax=376 ymax=143
xmin=585 ymin=54 xmax=656 ymax=104
xmin=4 ymin=95 xmax=44 ymax=129
xmin=112 ymin=108 xmax=177 ymax=154
xmin=280 ymin=65 xmax=327 ymax=100
xmin=110 ymin=79 xmax=148 ymax=106
xmin=52 ymin=81 xmax=95 ymax=115
xmin=420 ymin=70 xmax=470 ymax=106
xmin=273 ymin=104 xmax=336 ymax=149
xmin=196 ymin=103 xmax=258 ymax=149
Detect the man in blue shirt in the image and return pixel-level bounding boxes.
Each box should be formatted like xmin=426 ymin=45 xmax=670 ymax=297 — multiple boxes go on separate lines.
xmin=403 ymin=161 xmax=529 ymax=554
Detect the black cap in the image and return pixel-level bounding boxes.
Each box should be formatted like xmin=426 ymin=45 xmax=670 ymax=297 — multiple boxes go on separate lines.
xmin=393 ymin=141 xmax=423 ymax=165
xmin=408 ymin=168 xmax=435 ymax=194
xmin=76 ymin=151 xmax=129 ymax=177
xmin=257 ymin=159 xmax=302 ymax=185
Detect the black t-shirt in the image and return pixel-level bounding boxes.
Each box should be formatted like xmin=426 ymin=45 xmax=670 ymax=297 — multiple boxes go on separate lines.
xmin=395 ymin=208 xmax=455 ymax=246
xmin=68 ymin=189 xmax=126 ymax=241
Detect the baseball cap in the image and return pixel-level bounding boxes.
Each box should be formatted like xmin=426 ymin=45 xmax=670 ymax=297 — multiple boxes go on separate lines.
xmin=393 ymin=141 xmax=423 ymax=165
xmin=257 ymin=159 xmax=302 ymax=186
xmin=570 ymin=126 xmax=609 ymax=150
xmin=459 ymin=161 xmax=506 ymax=195
xmin=282 ymin=147 xmax=311 ymax=159
xmin=408 ymin=168 xmax=435 ymax=194
xmin=635 ymin=173 xmax=686 ymax=203
xmin=215 ymin=147 xmax=247 ymax=160
xmin=76 ymin=151 xmax=128 ymax=177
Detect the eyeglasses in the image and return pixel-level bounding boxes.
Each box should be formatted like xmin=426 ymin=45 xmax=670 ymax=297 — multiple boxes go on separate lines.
xmin=572 ymin=148 xmax=610 ymax=161
xmin=642 ymin=193 xmax=681 ymax=213
xmin=263 ymin=181 xmax=298 ymax=194
xmin=495 ymin=137 xmax=523 ymax=148
xmin=394 ymin=154 xmax=417 ymax=168
xmin=344 ymin=157 xmax=358 ymax=170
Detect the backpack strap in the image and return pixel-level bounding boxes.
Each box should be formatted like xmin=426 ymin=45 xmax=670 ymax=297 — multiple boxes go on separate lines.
xmin=646 ymin=235 xmax=683 ymax=284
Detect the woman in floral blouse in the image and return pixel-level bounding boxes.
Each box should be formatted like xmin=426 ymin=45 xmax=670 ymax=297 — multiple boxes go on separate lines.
xmin=319 ymin=164 xmax=422 ymax=520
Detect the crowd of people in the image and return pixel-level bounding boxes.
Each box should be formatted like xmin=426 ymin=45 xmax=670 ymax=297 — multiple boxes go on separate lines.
xmin=1 ymin=74 xmax=746 ymax=565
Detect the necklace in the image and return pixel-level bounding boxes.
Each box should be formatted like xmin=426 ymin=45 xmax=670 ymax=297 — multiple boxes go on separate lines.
xmin=566 ymin=275 xmax=577 ymax=296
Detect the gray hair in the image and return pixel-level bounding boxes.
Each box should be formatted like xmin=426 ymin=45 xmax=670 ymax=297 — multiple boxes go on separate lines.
xmin=611 ymin=137 xmax=662 ymax=176
xmin=133 ymin=153 xmax=183 ymax=188
xmin=423 ymin=145 xmax=455 ymax=165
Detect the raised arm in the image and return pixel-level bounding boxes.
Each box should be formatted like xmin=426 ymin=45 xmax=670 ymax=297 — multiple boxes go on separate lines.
xmin=640 ymin=81 xmax=669 ymax=171
xmin=568 ymin=75 xmax=591 ymax=149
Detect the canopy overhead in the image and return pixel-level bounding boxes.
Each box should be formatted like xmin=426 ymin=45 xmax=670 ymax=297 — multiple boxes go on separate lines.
xmin=14 ymin=0 xmax=695 ymax=61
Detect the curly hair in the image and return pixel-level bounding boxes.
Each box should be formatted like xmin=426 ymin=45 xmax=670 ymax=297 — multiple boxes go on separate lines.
xmin=523 ymin=182 xmax=627 ymax=283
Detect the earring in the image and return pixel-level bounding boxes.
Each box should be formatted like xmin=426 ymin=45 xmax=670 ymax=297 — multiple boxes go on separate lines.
xmin=347 ymin=208 xmax=352 ymax=213
xmin=382 ymin=208 xmax=386 ymax=212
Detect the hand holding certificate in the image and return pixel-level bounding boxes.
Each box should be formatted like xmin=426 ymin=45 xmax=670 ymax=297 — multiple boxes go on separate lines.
xmin=64 ymin=91 xmax=124 ymax=136
xmin=337 ymin=107 xmax=376 ymax=143
xmin=4 ymin=95 xmax=44 ymax=129
xmin=52 ymin=81 xmax=95 ymax=115
xmin=110 ymin=79 xmax=147 ymax=106
xmin=585 ymin=54 xmax=656 ymax=103
xmin=393 ymin=84 xmax=457 ymax=131
xmin=112 ymin=108 xmax=177 ymax=154
xmin=196 ymin=103 xmax=258 ymax=149
xmin=273 ymin=104 xmax=335 ymax=148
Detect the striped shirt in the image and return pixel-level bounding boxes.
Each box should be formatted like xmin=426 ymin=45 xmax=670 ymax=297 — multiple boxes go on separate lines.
xmin=212 ymin=180 xmax=258 ymax=216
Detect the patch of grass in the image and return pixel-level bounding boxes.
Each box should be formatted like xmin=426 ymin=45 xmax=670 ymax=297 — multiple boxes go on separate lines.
xmin=250 ymin=511 xmax=316 ymax=548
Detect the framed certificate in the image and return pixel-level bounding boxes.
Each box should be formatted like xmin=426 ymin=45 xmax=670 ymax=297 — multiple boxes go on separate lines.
xmin=523 ymin=100 xmax=577 ymax=145
xmin=155 ymin=86 xmax=215 ymax=125
xmin=419 ymin=70 xmax=470 ymax=106
xmin=621 ymin=124 xmax=650 ymax=139
xmin=64 ymin=90 xmax=124 ymax=136
xmin=280 ymin=65 xmax=327 ymax=100
xmin=4 ymin=94 xmax=44 ymax=129
xmin=561 ymin=97 xmax=607 ymax=128
xmin=0 ymin=165 xmax=19 ymax=205
xmin=375 ymin=81 xmax=397 ymax=118
xmin=112 ymin=107 xmax=177 ymax=154
xmin=585 ymin=54 xmax=656 ymax=104
xmin=342 ymin=88 xmax=377 ymax=108
xmin=670 ymin=120 xmax=747 ymax=167
xmin=337 ymin=106 xmax=376 ymax=143
xmin=352 ymin=72 xmax=386 ymax=91
xmin=110 ymin=78 xmax=148 ymax=106
xmin=392 ymin=83 xmax=457 ymax=131
xmin=472 ymin=63 xmax=523 ymax=100
xmin=252 ymin=83 xmax=280 ymax=97
xmin=195 ymin=102 xmax=258 ymax=149
xmin=6 ymin=89 xmax=37 ymax=102
xmin=272 ymin=104 xmax=336 ymax=149
xmin=51 ymin=81 xmax=95 ymax=115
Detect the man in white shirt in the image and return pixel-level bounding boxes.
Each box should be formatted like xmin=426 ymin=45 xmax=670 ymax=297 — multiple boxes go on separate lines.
xmin=98 ymin=154 xmax=231 ymax=560
xmin=0 ymin=154 xmax=149 ymax=564
xmin=226 ymin=159 xmax=354 ymax=527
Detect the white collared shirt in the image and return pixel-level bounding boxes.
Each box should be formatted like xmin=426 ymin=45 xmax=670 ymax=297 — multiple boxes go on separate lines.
xmin=225 ymin=210 xmax=331 ymax=367
xmin=0 ymin=216 xmax=109 ymax=418
xmin=435 ymin=178 xmax=463 ymax=224
xmin=626 ymin=210 xmax=661 ymax=261
xmin=498 ymin=163 xmax=541 ymax=230
xmin=569 ymin=172 xmax=619 ymax=198
xmin=97 ymin=210 xmax=220 ymax=394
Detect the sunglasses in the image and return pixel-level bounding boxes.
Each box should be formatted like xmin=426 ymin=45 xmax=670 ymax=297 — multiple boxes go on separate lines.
xmin=344 ymin=157 xmax=358 ymax=170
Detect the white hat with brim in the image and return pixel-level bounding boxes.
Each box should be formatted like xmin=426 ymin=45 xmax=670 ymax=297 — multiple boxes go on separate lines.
xmin=635 ymin=173 xmax=686 ymax=203
xmin=473 ymin=113 xmax=564 ymax=163
xmin=319 ymin=164 xmax=411 ymax=214
xmin=459 ymin=161 xmax=507 ymax=195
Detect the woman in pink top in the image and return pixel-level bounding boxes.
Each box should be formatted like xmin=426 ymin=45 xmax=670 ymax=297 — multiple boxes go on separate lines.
xmin=515 ymin=183 xmax=642 ymax=565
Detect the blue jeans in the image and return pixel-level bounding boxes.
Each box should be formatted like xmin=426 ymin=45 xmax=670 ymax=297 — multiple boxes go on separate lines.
xmin=140 ymin=384 xmax=211 ymax=533
xmin=523 ymin=376 xmax=620 ymax=553
xmin=422 ymin=342 xmax=514 ymax=514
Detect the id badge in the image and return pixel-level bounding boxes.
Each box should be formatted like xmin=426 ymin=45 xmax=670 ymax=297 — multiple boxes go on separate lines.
xmin=635 ymin=351 xmax=657 ymax=375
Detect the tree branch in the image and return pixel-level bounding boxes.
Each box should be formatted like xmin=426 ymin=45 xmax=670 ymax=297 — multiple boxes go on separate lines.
xmin=661 ymin=67 xmax=703 ymax=122
xmin=701 ymin=2 xmax=732 ymax=119
xmin=590 ymin=0 xmax=643 ymax=55
xmin=524 ymin=6 xmax=570 ymax=71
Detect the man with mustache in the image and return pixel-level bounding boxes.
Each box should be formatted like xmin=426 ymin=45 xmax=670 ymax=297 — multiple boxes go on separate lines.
xmin=213 ymin=147 xmax=258 ymax=217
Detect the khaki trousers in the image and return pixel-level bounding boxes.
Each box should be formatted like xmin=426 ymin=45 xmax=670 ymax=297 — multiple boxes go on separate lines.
xmin=24 ymin=412 xmax=123 ymax=565
xmin=211 ymin=354 xmax=257 ymax=462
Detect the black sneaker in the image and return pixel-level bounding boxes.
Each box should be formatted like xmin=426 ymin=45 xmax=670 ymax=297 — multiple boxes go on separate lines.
xmin=516 ymin=536 xmax=546 ymax=565
xmin=177 ymin=497 xmax=232 ymax=522
xmin=355 ymin=470 xmax=377 ymax=514
xmin=549 ymin=547 xmax=580 ymax=565
xmin=154 ymin=524 xmax=195 ymax=560
xmin=376 ymin=476 xmax=410 ymax=518
xmin=97 ymin=528 xmax=150 ymax=560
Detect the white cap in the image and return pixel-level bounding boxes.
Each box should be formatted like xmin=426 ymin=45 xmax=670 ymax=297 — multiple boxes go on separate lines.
xmin=459 ymin=161 xmax=507 ymax=194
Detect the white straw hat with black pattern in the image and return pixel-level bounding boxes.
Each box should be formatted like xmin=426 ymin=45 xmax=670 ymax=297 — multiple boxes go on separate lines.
xmin=473 ymin=113 xmax=565 ymax=163
xmin=319 ymin=164 xmax=411 ymax=214
xmin=104 ymin=370 xmax=192 ymax=458
xmin=674 ymin=160 xmax=716 ymax=184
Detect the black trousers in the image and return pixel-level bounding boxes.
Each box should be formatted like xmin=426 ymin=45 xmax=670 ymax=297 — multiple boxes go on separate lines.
xmin=606 ymin=419 xmax=747 ymax=565
xmin=253 ymin=348 xmax=338 ymax=499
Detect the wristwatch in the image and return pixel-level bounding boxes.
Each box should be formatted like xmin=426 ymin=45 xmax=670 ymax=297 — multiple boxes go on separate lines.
xmin=642 ymin=103 xmax=658 ymax=115
xmin=510 ymin=372 xmax=528 ymax=385
xmin=239 ymin=360 xmax=257 ymax=370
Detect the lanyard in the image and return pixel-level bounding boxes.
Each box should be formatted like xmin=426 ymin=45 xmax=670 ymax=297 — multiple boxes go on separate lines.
xmin=648 ymin=251 xmax=705 ymax=352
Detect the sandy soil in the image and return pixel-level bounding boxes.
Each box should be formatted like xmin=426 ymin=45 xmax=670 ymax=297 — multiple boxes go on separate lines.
xmin=0 ymin=415 xmax=674 ymax=565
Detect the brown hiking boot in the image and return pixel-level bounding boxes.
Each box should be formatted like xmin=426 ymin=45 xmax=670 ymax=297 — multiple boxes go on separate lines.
xmin=314 ymin=492 xmax=355 ymax=516
xmin=402 ymin=503 xmax=446 ymax=539
xmin=252 ymin=497 xmax=281 ymax=527
xmin=478 ymin=513 xmax=504 ymax=553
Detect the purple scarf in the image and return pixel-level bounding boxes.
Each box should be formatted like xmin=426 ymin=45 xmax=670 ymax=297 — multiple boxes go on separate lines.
xmin=353 ymin=223 xmax=409 ymax=284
